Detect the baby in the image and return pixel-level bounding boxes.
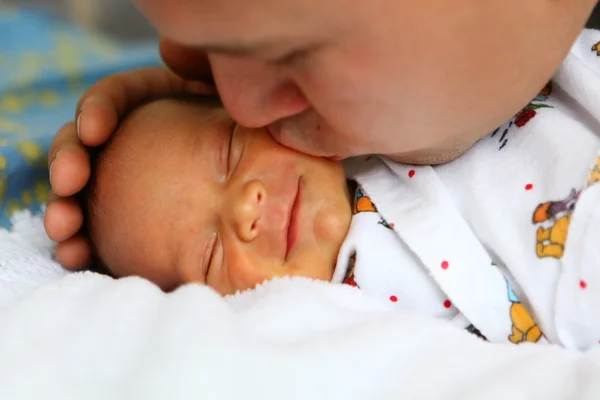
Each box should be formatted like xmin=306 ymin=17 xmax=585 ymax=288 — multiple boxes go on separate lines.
xmin=85 ymin=94 xmax=353 ymax=295
xmin=87 ymin=30 xmax=600 ymax=351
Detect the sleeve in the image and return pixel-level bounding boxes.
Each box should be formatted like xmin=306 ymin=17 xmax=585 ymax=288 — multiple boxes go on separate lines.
xmin=554 ymin=28 xmax=600 ymax=140
xmin=554 ymin=150 xmax=600 ymax=350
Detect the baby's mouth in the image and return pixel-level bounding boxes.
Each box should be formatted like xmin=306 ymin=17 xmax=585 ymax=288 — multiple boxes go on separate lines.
xmin=285 ymin=178 xmax=301 ymax=259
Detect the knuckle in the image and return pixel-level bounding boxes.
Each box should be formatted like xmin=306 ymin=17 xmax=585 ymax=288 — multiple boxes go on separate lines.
xmin=48 ymin=121 xmax=77 ymax=160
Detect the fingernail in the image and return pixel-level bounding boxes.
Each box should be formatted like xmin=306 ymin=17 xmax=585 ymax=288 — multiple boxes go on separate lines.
xmin=76 ymin=112 xmax=82 ymax=138
xmin=49 ymin=149 xmax=63 ymax=185
xmin=80 ymin=96 xmax=95 ymax=110
xmin=49 ymin=160 xmax=54 ymax=184
xmin=77 ymin=96 xmax=98 ymax=136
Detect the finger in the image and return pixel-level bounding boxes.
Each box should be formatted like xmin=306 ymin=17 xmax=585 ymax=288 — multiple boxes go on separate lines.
xmin=75 ymin=67 xmax=212 ymax=121
xmin=47 ymin=121 xmax=91 ymax=197
xmin=73 ymin=68 xmax=215 ymax=148
xmin=159 ymin=37 xmax=214 ymax=84
xmin=46 ymin=191 xmax=59 ymax=205
xmin=49 ymin=140 xmax=90 ymax=197
xmin=75 ymin=66 xmax=218 ymax=147
xmin=48 ymin=121 xmax=79 ymax=167
xmin=76 ymin=96 xmax=119 ymax=147
xmin=44 ymin=198 xmax=84 ymax=242
xmin=55 ymin=235 xmax=92 ymax=270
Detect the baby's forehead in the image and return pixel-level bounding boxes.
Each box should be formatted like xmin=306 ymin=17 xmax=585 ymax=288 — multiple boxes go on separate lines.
xmin=128 ymin=97 xmax=218 ymax=131
xmin=113 ymin=97 xmax=227 ymax=149
xmin=97 ymin=98 xmax=235 ymax=188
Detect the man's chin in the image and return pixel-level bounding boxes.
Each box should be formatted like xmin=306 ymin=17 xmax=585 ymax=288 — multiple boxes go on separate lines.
xmin=386 ymin=142 xmax=476 ymax=165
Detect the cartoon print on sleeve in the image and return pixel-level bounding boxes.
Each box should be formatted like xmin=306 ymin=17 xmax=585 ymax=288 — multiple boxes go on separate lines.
xmin=377 ymin=219 xmax=394 ymax=230
xmin=532 ymin=189 xmax=580 ymax=259
xmin=466 ymin=324 xmax=488 ymax=341
xmin=506 ymin=279 xmax=542 ymax=344
xmin=491 ymin=81 xmax=553 ymax=150
xmin=588 ymin=156 xmax=600 ymax=186
xmin=342 ymin=254 xmax=359 ymax=288
xmin=353 ymin=188 xmax=376 ymax=214
xmin=353 ymin=187 xmax=394 ymax=230
xmin=592 ymin=41 xmax=600 ymax=56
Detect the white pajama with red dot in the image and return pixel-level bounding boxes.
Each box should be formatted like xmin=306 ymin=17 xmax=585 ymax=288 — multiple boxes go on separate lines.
xmin=333 ymin=29 xmax=600 ymax=350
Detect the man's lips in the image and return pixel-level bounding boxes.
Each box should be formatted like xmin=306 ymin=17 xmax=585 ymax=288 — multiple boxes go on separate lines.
xmin=285 ymin=179 xmax=301 ymax=258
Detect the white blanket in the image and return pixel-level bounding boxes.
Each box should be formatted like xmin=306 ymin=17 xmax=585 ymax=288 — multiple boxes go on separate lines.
xmin=1 ymin=212 xmax=600 ymax=400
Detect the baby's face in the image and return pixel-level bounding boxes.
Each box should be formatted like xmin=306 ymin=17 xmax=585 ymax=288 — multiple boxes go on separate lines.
xmin=90 ymin=98 xmax=351 ymax=294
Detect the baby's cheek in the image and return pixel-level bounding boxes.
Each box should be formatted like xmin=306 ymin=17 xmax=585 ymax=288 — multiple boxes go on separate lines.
xmin=219 ymin=249 xmax=280 ymax=295
xmin=313 ymin=201 xmax=351 ymax=246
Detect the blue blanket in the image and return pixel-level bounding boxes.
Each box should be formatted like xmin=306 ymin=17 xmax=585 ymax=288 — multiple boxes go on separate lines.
xmin=0 ymin=7 xmax=161 ymax=227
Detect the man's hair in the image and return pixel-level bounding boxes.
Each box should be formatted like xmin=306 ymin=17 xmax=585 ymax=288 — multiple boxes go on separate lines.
xmin=82 ymin=93 xmax=222 ymax=275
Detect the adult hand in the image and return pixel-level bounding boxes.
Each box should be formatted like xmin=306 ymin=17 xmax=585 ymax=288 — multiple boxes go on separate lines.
xmin=45 ymin=65 xmax=213 ymax=269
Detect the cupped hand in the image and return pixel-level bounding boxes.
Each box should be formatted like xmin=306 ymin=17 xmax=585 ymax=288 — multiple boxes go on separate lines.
xmin=45 ymin=64 xmax=213 ymax=269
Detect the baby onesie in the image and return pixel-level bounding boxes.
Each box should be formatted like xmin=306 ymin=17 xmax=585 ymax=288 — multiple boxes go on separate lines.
xmin=334 ymin=29 xmax=600 ymax=350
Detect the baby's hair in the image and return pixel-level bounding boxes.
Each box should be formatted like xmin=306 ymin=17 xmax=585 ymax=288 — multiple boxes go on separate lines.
xmin=137 ymin=92 xmax=223 ymax=110
xmin=82 ymin=92 xmax=223 ymax=275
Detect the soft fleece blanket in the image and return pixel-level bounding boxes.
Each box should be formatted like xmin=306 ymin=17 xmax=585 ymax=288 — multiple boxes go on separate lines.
xmin=1 ymin=212 xmax=600 ymax=400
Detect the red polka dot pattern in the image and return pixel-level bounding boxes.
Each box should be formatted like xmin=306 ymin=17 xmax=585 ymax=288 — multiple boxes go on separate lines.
xmin=441 ymin=261 xmax=449 ymax=270
xmin=525 ymin=183 xmax=534 ymax=191
xmin=580 ymin=280 xmax=588 ymax=289
xmin=443 ymin=300 xmax=452 ymax=309
xmin=389 ymin=295 xmax=398 ymax=302
xmin=408 ymin=170 xmax=416 ymax=178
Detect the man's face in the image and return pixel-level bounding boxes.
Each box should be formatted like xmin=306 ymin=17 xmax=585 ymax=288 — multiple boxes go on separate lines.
xmin=136 ymin=0 xmax=596 ymax=163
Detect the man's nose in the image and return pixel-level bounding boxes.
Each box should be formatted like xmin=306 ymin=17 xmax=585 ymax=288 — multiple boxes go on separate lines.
xmin=209 ymin=54 xmax=310 ymax=128
xmin=230 ymin=180 xmax=266 ymax=242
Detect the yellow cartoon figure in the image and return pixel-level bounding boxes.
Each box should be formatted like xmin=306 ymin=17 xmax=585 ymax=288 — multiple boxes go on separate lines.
xmin=506 ymin=280 xmax=542 ymax=344
xmin=532 ymin=189 xmax=579 ymax=259
xmin=592 ymin=41 xmax=600 ymax=56
xmin=353 ymin=188 xmax=376 ymax=214
xmin=589 ymin=156 xmax=600 ymax=186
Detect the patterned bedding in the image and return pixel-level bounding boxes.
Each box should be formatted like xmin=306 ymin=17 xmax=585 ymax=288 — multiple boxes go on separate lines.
xmin=0 ymin=6 xmax=160 ymax=227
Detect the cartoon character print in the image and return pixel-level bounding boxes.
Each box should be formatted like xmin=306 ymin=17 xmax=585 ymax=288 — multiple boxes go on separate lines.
xmin=491 ymin=81 xmax=553 ymax=150
xmin=532 ymin=189 xmax=580 ymax=259
xmin=466 ymin=324 xmax=487 ymax=341
xmin=588 ymin=156 xmax=600 ymax=187
xmin=342 ymin=254 xmax=359 ymax=288
xmin=353 ymin=187 xmax=394 ymax=230
xmin=592 ymin=41 xmax=600 ymax=56
xmin=377 ymin=219 xmax=394 ymax=230
xmin=506 ymin=279 xmax=542 ymax=344
xmin=353 ymin=188 xmax=377 ymax=214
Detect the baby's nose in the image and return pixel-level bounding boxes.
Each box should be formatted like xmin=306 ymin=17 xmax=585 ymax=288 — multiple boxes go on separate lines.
xmin=232 ymin=180 xmax=266 ymax=241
